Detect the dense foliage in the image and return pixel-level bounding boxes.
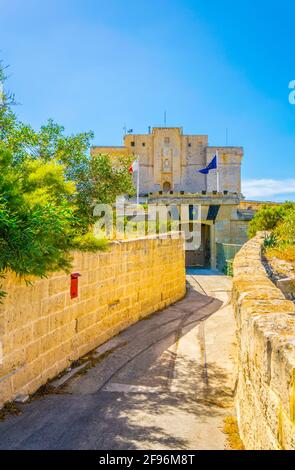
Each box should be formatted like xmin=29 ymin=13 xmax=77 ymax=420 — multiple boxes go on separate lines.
xmin=248 ymin=202 xmax=295 ymax=239
xmin=248 ymin=201 xmax=295 ymax=261
xmin=0 ymin=147 xmax=74 ymax=278
xmin=0 ymin=62 xmax=134 ymax=287
xmin=275 ymin=207 xmax=295 ymax=246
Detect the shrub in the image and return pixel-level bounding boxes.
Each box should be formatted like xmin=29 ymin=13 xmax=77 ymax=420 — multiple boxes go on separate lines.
xmin=264 ymin=233 xmax=277 ymax=248
xmin=274 ymin=208 xmax=295 ymax=246
xmin=251 ymin=202 xmax=295 ymax=264
xmin=248 ymin=202 xmax=295 ymax=239
xmin=223 ymin=259 xmax=234 ymax=277
xmin=71 ymin=232 xmax=108 ymax=252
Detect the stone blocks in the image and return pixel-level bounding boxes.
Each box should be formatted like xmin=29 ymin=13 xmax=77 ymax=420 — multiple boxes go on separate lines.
xmin=233 ymin=233 xmax=295 ymax=449
xmin=0 ymin=234 xmax=185 ymax=406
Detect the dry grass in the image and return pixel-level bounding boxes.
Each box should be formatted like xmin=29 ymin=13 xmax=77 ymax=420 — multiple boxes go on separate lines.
xmin=0 ymin=401 xmax=22 ymax=421
xmin=266 ymin=245 xmax=295 ymax=264
xmin=30 ymin=382 xmax=65 ymax=400
xmin=223 ymin=416 xmax=245 ymax=450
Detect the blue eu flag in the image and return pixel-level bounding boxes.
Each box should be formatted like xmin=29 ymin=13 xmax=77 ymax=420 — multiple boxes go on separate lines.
xmin=199 ymin=155 xmax=217 ymax=175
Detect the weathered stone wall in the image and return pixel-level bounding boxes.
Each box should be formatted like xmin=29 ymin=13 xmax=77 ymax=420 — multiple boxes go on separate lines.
xmin=91 ymin=127 xmax=243 ymax=195
xmin=206 ymin=146 xmax=243 ymax=194
xmin=0 ymin=234 xmax=185 ymax=406
xmin=233 ymin=233 xmax=295 ymax=450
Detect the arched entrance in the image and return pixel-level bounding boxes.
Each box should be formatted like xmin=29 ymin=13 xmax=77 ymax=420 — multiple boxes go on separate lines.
xmin=163 ymin=181 xmax=171 ymax=193
xmin=185 ymin=223 xmax=212 ymax=268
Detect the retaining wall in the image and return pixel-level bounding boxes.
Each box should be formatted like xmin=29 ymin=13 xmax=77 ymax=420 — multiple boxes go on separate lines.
xmin=0 ymin=234 xmax=185 ymax=405
xmin=233 ymin=233 xmax=295 ymax=449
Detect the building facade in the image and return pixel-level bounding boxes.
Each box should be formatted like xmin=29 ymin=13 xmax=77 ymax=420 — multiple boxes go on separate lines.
xmin=91 ymin=127 xmax=243 ymax=195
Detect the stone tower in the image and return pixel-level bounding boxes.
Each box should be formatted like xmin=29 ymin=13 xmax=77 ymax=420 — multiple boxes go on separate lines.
xmin=91 ymin=127 xmax=243 ymax=196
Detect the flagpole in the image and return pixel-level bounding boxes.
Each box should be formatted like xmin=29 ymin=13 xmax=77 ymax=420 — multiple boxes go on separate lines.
xmin=137 ymin=158 xmax=140 ymax=205
xmin=216 ymin=150 xmax=220 ymax=193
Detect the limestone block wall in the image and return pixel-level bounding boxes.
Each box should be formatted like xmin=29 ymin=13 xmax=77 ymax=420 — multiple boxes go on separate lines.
xmin=232 ymin=233 xmax=295 ymax=450
xmin=0 ymin=234 xmax=185 ymax=406
xmin=206 ymin=147 xmax=243 ymax=194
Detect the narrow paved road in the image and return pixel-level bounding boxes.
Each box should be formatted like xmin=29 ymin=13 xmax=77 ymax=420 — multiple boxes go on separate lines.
xmin=0 ymin=271 xmax=236 ymax=450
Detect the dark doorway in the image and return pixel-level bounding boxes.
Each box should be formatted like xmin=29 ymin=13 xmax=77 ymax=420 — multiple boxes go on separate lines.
xmin=185 ymin=224 xmax=211 ymax=268
xmin=163 ymin=181 xmax=171 ymax=193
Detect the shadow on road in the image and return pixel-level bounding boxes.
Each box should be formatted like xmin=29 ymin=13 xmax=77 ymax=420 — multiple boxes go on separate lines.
xmin=0 ymin=284 xmax=232 ymax=450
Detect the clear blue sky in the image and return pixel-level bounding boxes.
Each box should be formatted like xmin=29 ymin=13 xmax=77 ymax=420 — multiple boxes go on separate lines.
xmin=1 ymin=0 xmax=294 ymax=200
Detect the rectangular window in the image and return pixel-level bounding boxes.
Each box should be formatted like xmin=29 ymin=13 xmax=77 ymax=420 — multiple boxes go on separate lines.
xmin=130 ymin=141 xmax=135 ymax=147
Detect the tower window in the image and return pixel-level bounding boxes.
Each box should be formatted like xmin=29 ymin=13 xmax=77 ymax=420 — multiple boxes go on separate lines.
xmin=188 ymin=142 xmax=192 ymax=147
xmin=142 ymin=142 xmax=146 ymax=147
xmin=130 ymin=141 xmax=135 ymax=147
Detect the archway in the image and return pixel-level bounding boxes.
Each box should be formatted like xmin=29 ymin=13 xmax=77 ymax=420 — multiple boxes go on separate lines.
xmin=185 ymin=223 xmax=211 ymax=268
xmin=163 ymin=181 xmax=171 ymax=193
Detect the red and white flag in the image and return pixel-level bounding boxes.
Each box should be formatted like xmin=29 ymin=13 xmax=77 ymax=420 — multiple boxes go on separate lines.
xmin=129 ymin=159 xmax=138 ymax=174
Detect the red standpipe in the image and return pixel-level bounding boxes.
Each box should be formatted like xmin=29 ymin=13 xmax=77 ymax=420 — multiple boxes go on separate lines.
xmin=70 ymin=273 xmax=81 ymax=299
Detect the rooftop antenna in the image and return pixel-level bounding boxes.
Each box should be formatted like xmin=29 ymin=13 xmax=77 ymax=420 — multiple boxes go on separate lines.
xmin=164 ymin=110 xmax=167 ymax=127
xmin=123 ymin=123 xmax=127 ymax=136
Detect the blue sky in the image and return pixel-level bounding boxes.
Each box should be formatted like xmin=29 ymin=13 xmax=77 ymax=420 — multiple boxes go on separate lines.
xmin=0 ymin=0 xmax=294 ymax=201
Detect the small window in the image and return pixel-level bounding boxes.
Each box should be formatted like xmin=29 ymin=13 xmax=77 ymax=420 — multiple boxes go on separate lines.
xmin=164 ymin=137 xmax=170 ymax=145
xmin=188 ymin=142 xmax=192 ymax=147
xmin=130 ymin=141 xmax=135 ymax=147
xmin=142 ymin=142 xmax=146 ymax=147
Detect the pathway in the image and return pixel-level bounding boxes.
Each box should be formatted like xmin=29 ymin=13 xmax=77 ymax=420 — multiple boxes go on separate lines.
xmin=0 ymin=270 xmax=236 ymax=450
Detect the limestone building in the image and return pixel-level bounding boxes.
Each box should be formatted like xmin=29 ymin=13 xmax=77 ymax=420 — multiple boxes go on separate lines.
xmin=91 ymin=127 xmax=243 ymax=195
xmin=91 ymin=127 xmax=254 ymax=269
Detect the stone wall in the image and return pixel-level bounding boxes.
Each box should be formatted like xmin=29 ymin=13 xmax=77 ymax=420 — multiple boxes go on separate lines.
xmin=0 ymin=234 xmax=185 ymax=406
xmin=206 ymin=146 xmax=243 ymax=194
xmin=232 ymin=233 xmax=295 ymax=450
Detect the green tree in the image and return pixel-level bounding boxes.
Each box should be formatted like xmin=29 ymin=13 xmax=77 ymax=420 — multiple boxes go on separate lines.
xmin=0 ymin=103 xmax=134 ymax=230
xmin=0 ymin=60 xmax=135 ymax=292
xmin=74 ymin=153 xmax=135 ymax=230
xmin=0 ymin=146 xmax=74 ymax=281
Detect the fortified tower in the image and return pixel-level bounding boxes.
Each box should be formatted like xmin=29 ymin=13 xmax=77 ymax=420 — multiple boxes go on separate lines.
xmin=91 ymin=127 xmax=243 ymax=195
xmin=91 ymin=127 xmax=251 ymax=270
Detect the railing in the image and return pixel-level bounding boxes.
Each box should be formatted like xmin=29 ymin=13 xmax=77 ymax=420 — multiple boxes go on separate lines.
xmin=216 ymin=242 xmax=243 ymax=273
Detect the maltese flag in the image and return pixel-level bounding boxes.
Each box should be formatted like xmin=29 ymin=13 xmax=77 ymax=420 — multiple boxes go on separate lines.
xmin=129 ymin=159 xmax=139 ymax=174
